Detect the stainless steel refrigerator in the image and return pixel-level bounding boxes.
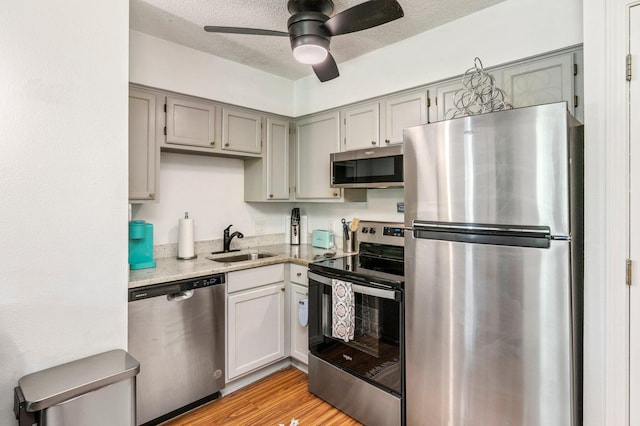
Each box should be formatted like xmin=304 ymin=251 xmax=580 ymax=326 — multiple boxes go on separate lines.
xmin=403 ymin=102 xmax=583 ymax=425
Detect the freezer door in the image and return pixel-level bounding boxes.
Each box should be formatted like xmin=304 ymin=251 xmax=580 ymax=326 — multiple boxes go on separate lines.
xmin=405 ymin=235 xmax=576 ymax=426
xmin=403 ymin=102 xmax=576 ymax=236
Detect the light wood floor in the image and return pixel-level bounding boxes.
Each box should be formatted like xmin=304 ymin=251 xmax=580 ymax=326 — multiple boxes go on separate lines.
xmin=163 ymin=366 xmax=363 ymax=426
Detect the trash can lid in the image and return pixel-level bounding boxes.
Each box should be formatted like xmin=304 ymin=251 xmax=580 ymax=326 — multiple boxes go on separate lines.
xmin=18 ymin=349 xmax=140 ymax=412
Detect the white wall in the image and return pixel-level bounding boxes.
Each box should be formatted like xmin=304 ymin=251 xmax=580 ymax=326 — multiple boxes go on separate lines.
xmin=294 ymin=0 xmax=583 ymax=116
xmin=133 ymin=153 xmax=404 ymax=245
xmin=130 ymin=30 xmax=295 ymax=117
xmin=133 ymin=153 xmax=294 ymax=244
xmin=0 ymin=1 xmax=129 ymax=424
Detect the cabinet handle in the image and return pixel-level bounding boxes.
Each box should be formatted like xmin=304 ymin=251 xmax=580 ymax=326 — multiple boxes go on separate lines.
xmin=385 ymin=139 xmax=390 ymax=144
xmin=269 ymin=194 xmax=274 ymax=198
xmin=281 ymin=287 xmax=285 ymax=292
xmin=210 ymin=141 xmax=215 ymax=146
xmin=371 ymin=141 xmax=376 ymax=145
xmin=224 ymin=142 xmax=230 ymax=147
xmin=296 ymin=272 xmax=302 ymax=277
xmin=148 ymin=193 xmax=155 ymax=199
xmin=333 ymin=192 xmax=338 ymax=197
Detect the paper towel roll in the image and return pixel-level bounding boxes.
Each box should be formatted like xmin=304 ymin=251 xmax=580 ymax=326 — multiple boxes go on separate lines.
xmin=178 ymin=216 xmax=196 ymax=260
xmin=298 ymin=298 xmax=308 ymax=327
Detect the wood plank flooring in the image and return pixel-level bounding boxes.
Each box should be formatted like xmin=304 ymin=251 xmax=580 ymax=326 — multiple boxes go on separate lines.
xmin=163 ymin=366 xmax=362 ymax=426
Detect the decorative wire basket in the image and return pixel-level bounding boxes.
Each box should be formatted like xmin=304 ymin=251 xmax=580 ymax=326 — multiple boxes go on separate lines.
xmin=446 ymin=57 xmax=512 ymax=119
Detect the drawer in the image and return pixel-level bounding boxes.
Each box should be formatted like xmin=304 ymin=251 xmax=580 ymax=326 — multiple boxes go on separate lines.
xmin=227 ymin=264 xmax=285 ymax=293
xmin=289 ymin=264 xmax=308 ymax=286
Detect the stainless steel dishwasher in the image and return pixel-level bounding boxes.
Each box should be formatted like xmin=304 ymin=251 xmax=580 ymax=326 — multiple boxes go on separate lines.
xmin=128 ymin=273 xmax=225 ymax=426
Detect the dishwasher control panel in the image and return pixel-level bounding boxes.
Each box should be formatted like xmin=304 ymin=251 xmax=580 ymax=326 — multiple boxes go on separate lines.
xmin=129 ymin=273 xmax=226 ymax=301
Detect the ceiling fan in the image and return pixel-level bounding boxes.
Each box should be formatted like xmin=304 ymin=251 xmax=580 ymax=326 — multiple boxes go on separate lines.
xmin=204 ymin=0 xmax=404 ymax=82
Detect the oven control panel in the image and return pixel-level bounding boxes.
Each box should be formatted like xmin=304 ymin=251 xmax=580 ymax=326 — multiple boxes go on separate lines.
xmin=358 ymin=221 xmax=405 ymax=247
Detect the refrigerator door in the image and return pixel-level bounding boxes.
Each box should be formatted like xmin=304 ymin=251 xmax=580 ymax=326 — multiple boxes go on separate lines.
xmin=403 ymin=102 xmax=574 ymax=237
xmin=405 ymin=234 xmax=575 ymax=425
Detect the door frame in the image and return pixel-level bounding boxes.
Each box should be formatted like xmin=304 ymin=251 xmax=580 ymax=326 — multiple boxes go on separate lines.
xmin=584 ymin=0 xmax=635 ymax=425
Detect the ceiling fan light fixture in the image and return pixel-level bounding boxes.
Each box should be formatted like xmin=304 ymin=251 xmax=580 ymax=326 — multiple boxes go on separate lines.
xmin=293 ymin=44 xmax=328 ymax=64
xmin=291 ymin=34 xmax=329 ymax=64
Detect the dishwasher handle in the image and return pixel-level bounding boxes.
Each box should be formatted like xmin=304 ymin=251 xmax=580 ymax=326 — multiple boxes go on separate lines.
xmin=166 ymin=290 xmax=194 ymax=302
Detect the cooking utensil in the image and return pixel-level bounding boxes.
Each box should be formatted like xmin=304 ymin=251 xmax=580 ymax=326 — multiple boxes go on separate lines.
xmin=350 ymin=218 xmax=360 ymax=232
xmin=341 ymin=218 xmax=349 ymax=241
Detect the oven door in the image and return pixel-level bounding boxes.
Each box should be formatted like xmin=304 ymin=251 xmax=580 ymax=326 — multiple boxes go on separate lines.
xmin=308 ymin=271 xmax=403 ymax=396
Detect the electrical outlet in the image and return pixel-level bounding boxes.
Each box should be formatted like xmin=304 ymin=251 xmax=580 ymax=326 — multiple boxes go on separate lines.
xmin=254 ymin=220 xmax=266 ymax=235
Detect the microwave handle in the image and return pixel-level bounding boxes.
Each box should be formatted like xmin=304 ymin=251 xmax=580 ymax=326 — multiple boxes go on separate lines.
xmin=308 ymin=271 xmax=399 ymax=301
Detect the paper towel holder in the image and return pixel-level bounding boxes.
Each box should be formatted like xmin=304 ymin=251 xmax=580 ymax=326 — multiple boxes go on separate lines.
xmin=177 ymin=211 xmax=197 ymax=260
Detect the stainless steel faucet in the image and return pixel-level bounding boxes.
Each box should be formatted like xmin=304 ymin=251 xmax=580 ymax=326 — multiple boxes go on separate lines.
xmin=223 ymin=224 xmax=244 ymax=252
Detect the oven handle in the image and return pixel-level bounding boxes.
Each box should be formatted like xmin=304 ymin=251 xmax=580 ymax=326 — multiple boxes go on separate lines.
xmin=308 ymin=271 xmax=399 ymax=301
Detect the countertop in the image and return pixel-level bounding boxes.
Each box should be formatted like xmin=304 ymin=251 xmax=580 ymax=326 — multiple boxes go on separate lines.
xmin=129 ymin=243 xmax=345 ymax=289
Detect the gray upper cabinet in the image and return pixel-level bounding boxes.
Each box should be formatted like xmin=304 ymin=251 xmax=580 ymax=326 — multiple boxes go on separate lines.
xmin=342 ymin=102 xmax=380 ymax=151
xmin=221 ymin=108 xmax=263 ymax=156
xmin=499 ymin=52 xmax=576 ymax=117
xmin=165 ymin=96 xmax=217 ymax=149
xmin=382 ymin=90 xmax=428 ymax=144
xmin=129 ymin=88 xmax=160 ymax=203
xmin=244 ymin=117 xmax=290 ymax=201
xmin=294 ymin=112 xmax=342 ymax=200
xmin=429 ymin=79 xmax=472 ymax=122
xmin=266 ymin=118 xmax=290 ymax=200
xmin=340 ymin=91 xmax=428 ymax=151
xmin=428 ymin=49 xmax=581 ymax=123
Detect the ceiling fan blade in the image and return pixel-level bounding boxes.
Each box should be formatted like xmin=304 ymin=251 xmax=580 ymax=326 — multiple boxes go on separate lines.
xmin=204 ymin=26 xmax=289 ymax=37
xmin=322 ymin=0 xmax=404 ymax=36
xmin=312 ymin=53 xmax=339 ymax=82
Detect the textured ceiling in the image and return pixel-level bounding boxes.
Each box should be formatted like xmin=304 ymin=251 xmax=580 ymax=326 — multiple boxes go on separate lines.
xmin=130 ymin=0 xmax=508 ymax=80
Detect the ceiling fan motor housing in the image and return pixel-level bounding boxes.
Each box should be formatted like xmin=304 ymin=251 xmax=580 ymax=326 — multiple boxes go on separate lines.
xmin=287 ymin=11 xmax=331 ymax=52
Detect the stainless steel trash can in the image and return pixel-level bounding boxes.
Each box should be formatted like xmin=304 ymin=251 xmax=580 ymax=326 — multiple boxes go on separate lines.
xmin=14 ymin=349 xmax=140 ymax=426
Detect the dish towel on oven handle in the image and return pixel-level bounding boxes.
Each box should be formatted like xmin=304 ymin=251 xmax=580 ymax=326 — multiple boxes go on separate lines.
xmin=331 ymin=278 xmax=355 ymax=342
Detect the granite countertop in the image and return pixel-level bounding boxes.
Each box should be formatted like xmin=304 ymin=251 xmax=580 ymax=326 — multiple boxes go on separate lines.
xmin=129 ymin=243 xmax=344 ymax=289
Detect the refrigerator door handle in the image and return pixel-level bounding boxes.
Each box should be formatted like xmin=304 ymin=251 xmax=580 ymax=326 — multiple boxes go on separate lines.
xmin=412 ymin=220 xmax=553 ymax=248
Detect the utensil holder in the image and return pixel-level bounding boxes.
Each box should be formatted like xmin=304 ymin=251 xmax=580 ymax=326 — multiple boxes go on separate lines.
xmin=343 ymin=231 xmax=357 ymax=253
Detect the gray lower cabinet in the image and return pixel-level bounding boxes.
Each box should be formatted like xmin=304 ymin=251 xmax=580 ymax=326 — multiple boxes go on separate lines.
xmin=129 ymin=88 xmax=160 ymax=202
xmin=289 ymin=264 xmax=309 ymax=364
xmin=226 ymin=265 xmax=286 ymax=382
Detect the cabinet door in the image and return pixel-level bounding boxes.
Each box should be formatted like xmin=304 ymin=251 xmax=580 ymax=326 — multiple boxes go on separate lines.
xmin=227 ymin=283 xmax=286 ymax=380
xmin=290 ymin=282 xmax=309 ymax=364
xmin=295 ymin=112 xmax=341 ymax=200
xmin=383 ymin=91 xmax=427 ymax=144
xmin=166 ymin=96 xmax=217 ymax=149
xmin=500 ymin=53 xmax=575 ymax=115
xmin=342 ymin=102 xmax=380 ymax=151
xmin=430 ymin=76 xmax=506 ymax=122
xmin=129 ymin=89 xmax=158 ymax=202
xmin=266 ymin=118 xmax=290 ymax=200
xmin=222 ymin=108 xmax=262 ymax=155
xmin=429 ymin=79 xmax=463 ymax=122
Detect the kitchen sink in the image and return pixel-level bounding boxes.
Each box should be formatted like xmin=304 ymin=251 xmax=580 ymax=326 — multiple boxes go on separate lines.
xmin=210 ymin=253 xmax=275 ymax=263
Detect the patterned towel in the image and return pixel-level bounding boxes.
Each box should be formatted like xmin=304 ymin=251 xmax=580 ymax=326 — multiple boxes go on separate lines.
xmin=331 ymin=279 xmax=355 ymax=342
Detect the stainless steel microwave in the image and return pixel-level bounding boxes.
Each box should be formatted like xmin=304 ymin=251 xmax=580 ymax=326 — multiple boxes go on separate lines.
xmin=330 ymin=144 xmax=403 ymax=188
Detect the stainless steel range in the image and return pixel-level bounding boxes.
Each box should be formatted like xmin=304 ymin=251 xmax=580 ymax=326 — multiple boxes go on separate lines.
xmin=308 ymin=221 xmax=405 ymax=426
